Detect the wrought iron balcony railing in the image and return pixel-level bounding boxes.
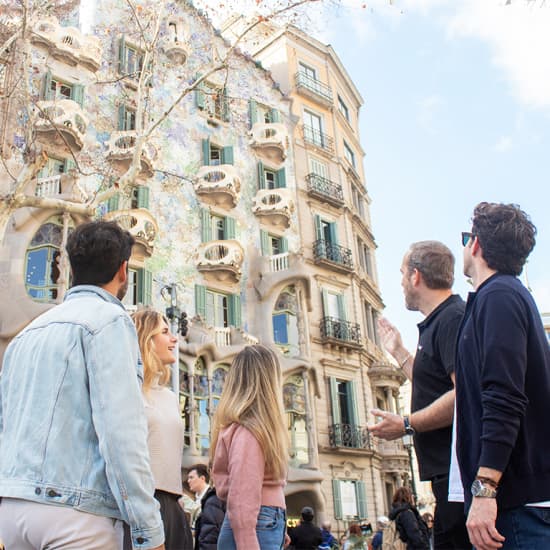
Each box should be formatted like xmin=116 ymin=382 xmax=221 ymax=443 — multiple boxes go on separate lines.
xmin=306 ymin=173 xmax=344 ymax=203
xmin=302 ymin=125 xmax=334 ymax=154
xmin=313 ymin=239 xmax=353 ymax=269
xmin=329 ymin=423 xmax=371 ymax=449
xmin=320 ymin=316 xmax=361 ymax=345
xmin=295 ymin=71 xmax=333 ymax=103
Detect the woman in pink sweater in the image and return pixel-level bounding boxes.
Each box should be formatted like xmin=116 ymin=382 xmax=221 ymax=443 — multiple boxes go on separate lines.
xmin=211 ymin=345 xmax=288 ymax=550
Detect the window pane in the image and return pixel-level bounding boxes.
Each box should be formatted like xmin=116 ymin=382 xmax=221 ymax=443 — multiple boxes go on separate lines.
xmin=340 ymin=481 xmax=358 ymax=518
xmin=273 ymin=313 xmax=288 ymax=344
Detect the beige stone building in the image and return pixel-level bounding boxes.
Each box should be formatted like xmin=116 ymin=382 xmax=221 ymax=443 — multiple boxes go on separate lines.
xmin=0 ymin=2 xmax=412 ymax=536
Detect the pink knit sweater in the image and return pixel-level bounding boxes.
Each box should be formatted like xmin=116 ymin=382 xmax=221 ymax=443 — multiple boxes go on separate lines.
xmin=212 ymin=423 xmax=286 ymax=549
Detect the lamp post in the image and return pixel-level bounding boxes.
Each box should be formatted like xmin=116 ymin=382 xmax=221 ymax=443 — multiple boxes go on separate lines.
xmin=162 ymin=285 xmax=188 ymax=395
xmin=402 ymin=433 xmax=418 ymax=503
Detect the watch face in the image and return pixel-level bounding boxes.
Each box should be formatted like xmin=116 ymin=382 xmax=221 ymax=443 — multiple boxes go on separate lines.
xmin=471 ymin=479 xmax=483 ymax=496
xmin=471 ymin=479 xmax=497 ymax=498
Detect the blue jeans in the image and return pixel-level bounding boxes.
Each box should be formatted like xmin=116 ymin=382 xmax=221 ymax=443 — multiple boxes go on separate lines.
xmin=217 ymin=505 xmax=286 ymax=549
xmin=494 ymin=506 xmax=550 ymax=550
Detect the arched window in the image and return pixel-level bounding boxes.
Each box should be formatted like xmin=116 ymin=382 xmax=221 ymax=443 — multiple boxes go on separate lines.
xmin=284 ymin=374 xmax=308 ymax=467
xmin=272 ymin=286 xmax=299 ymax=356
xmin=25 ymin=215 xmax=71 ymax=302
xmin=211 ymin=364 xmax=229 ymax=412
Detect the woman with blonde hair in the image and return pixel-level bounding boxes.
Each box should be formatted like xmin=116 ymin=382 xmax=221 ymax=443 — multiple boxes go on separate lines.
xmin=211 ymin=344 xmax=288 ymax=550
xmin=128 ymin=309 xmax=193 ymax=550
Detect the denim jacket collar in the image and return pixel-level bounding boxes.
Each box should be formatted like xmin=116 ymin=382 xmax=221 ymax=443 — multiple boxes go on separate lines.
xmin=64 ymin=285 xmax=125 ymax=310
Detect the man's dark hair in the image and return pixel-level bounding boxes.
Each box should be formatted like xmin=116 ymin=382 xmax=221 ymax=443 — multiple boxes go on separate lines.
xmin=301 ymin=506 xmax=314 ymax=522
xmin=189 ymin=463 xmax=210 ymax=484
xmin=407 ymin=241 xmax=454 ymax=289
xmin=471 ymin=202 xmax=536 ymax=276
xmin=66 ymin=221 xmax=134 ymax=286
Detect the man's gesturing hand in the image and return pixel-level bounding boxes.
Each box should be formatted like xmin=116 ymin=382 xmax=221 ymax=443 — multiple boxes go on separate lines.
xmin=466 ymin=498 xmax=505 ymax=550
xmin=367 ymin=409 xmax=406 ymax=441
xmin=377 ymin=317 xmax=404 ymax=358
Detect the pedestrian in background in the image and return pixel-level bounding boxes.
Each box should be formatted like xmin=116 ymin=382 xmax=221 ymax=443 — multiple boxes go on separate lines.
xmin=319 ymin=520 xmax=338 ymax=549
xmin=343 ymin=523 xmax=367 ymax=550
xmin=187 ymin=464 xmax=225 ymax=550
xmin=370 ymin=516 xmax=389 ymax=550
xmin=421 ymin=513 xmax=434 ymax=550
xmin=211 ymin=345 xmax=288 ymax=550
xmin=288 ymin=506 xmax=322 ymax=549
xmin=390 ymin=487 xmax=430 ymax=550
xmin=129 ymin=309 xmax=193 ymax=550
xmin=0 ymin=221 xmax=164 ymax=549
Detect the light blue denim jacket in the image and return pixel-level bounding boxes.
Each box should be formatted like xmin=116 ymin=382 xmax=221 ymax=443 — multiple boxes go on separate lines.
xmin=0 ymin=286 xmax=164 ymax=548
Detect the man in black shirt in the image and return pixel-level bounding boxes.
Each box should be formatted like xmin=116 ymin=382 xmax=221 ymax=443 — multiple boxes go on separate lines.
xmin=369 ymin=241 xmax=469 ymax=549
xmin=288 ymin=506 xmax=323 ymax=550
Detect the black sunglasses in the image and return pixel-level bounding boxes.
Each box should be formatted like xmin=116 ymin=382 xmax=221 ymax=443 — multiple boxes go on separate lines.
xmin=461 ymin=232 xmax=474 ymax=247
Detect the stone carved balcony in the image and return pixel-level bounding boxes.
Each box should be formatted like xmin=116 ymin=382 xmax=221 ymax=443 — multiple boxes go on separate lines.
xmin=32 ymin=18 xmax=102 ymax=72
xmin=103 ymin=208 xmax=158 ymax=256
xmin=106 ymin=131 xmax=157 ymax=178
xmin=249 ymin=122 xmax=289 ymax=164
xmin=306 ymin=173 xmax=344 ymax=207
xmin=213 ymin=326 xmax=259 ymax=347
xmin=196 ymin=239 xmax=244 ymax=283
xmin=320 ymin=316 xmax=362 ymax=349
xmin=162 ymin=36 xmax=189 ymax=65
xmin=329 ymin=423 xmax=372 ymax=451
xmin=194 ymin=164 xmax=240 ymax=208
xmin=34 ymin=174 xmax=88 ymax=203
xmin=252 ymin=188 xmax=294 ymax=229
xmin=34 ymin=100 xmax=88 ymax=151
xmin=313 ymin=239 xmax=353 ymax=273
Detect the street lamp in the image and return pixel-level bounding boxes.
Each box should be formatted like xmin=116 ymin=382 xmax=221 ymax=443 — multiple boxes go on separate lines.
xmin=161 ymin=285 xmax=188 ymax=395
xmin=402 ymin=433 xmax=418 ymax=503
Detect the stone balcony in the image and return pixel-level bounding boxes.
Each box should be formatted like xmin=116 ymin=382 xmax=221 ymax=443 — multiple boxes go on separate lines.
xmin=328 ymin=423 xmax=372 ymax=451
xmin=196 ymin=239 xmax=244 ymax=283
xmin=106 ymin=131 xmax=157 ymax=178
xmin=34 ymin=99 xmax=88 ymax=151
xmin=294 ymin=71 xmax=333 ymax=108
xmin=252 ymin=188 xmax=294 ymax=229
xmin=305 ymin=173 xmax=344 ymax=207
xmin=33 ymin=174 xmax=89 ymax=203
xmin=213 ymin=326 xmax=259 ymax=347
xmin=249 ymin=122 xmax=289 ymax=164
xmin=32 ymin=18 xmax=102 ymax=72
xmin=161 ymin=35 xmax=189 ymax=65
xmin=320 ymin=316 xmax=362 ymax=350
xmin=103 ymin=208 xmax=158 ymax=256
xmin=194 ymin=164 xmax=240 ymax=209
xmin=313 ymin=239 xmax=354 ymax=273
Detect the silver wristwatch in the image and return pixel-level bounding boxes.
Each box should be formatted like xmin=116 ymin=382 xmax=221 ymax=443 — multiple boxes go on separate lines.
xmin=471 ymin=479 xmax=498 ymax=498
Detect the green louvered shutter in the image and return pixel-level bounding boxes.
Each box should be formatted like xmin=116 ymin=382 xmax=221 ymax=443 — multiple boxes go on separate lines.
xmin=228 ymin=293 xmax=241 ymax=328
xmin=221 ymin=88 xmax=230 ymax=122
xmin=329 ymin=376 xmax=341 ymax=425
xmin=118 ymin=36 xmax=126 ymax=74
xmin=202 ymin=138 xmax=210 ymax=165
xmin=337 ymin=294 xmax=346 ymax=321
xmin=64 ymin=157 xmax=76 ymax=173
xmin=270 ymin=108 xmax=281 ymax=123
xmin=221 ymin=146 xmax=234 ymax=165
xmin=260 ymin=230 xmax=270 ymax=255
xmin=137 ymin=268 xmax=152 ymax=305
xmin=329 ymin=221 xmax=338 ymax=245
xmin=195 ymin=75 xmax=205 ymax=110
xmin=118 ymin=105 xmax=126 ymax=131
xmin=348 ymin=379 xmax=359 ymax=428
xmin=195 ymin=285 xmax=207 ymax=319
xmin=276 ymin=167 xmax=286 ymax=188
xmin=249 ymin=99 xmax=258 ymax=128
xmin=107 ymin=193 xmax=120 ymax=212
xmin=224 ymin=216 xmax=236 ymax=239
xmin=355 ymin=481 xmax=368 ymax=520
xmin=321 ymin=288 xmax=329 ymax=317
xmin=200 ymin=209 xmax=211 ymax=242
xmin=43 ymin=70 xmax=53 ymax=100
xmin=314 ymin=215 xmax=323 ymax=240
xmin=72 ymin=84 xmax=85 ymax=107
xmin=332 ymin=480 xmax=343 ymax=520
xmin=280 ymin=236 xmax=288 ymax=253
xmin=257 ymin=161 xmax=265 ymax=190
xmin=136 ymin=185 xmax=149 ymax=209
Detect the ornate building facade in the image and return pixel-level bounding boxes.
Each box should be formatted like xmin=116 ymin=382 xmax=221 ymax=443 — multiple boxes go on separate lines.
xmin=0 ymin=1 xmax=410 ymax=535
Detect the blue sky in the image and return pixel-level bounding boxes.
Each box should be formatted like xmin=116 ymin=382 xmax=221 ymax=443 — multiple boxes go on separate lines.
xmin=317 ymin=0 xmax=550 ymax=349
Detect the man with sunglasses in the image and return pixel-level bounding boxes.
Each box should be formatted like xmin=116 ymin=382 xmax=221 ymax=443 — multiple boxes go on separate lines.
xmin=454 ymin=202 xmax=550 ymax=550
xmin=369 ymin=241 xmax=469 ymax=549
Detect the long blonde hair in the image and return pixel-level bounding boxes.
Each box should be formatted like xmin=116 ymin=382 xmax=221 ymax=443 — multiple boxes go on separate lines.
xmin=131 ymin=309 xmax=172 ymax=393
xmin=210 ymin=344 xmax=288 ymax=480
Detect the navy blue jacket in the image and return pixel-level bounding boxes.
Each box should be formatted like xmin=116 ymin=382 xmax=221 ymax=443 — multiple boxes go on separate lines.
xmin=456 ymin=273 xmax=550 ymax=510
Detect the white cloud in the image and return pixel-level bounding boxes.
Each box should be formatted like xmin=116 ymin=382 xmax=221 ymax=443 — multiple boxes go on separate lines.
xmin=447 ymin=1 xmax=550 ymax=109
xmin=493 ymin=135 xmax=513 ymax=152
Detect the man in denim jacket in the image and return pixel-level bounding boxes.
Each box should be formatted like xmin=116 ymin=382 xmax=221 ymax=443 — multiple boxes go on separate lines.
xmin=0 ymin=221 xmax=165 ymax=550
